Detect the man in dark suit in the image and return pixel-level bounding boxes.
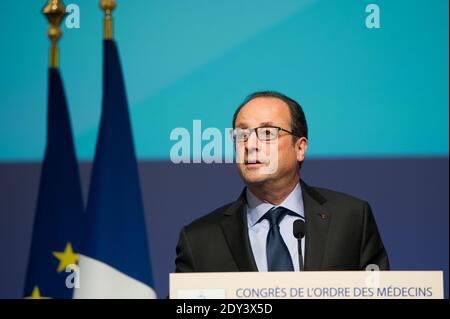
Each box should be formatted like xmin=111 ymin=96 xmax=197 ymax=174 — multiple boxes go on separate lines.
xmin=175 ymin=91 xmax=389 ymax=273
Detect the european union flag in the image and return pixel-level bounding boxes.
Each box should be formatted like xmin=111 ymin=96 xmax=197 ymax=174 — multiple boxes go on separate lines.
xmin=75 ymin=40 xmax=155 ymax=298
xmin=23 ymin=69 xmax=84 ymax=299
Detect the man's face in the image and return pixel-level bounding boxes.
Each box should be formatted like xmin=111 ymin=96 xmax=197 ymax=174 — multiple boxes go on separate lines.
xmin=234 ymin=97 xmax=306 ymax=186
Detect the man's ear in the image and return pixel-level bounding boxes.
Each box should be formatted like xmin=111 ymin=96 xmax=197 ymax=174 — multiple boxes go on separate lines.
xmin=296 ymin=137 xmax=308 ymax=162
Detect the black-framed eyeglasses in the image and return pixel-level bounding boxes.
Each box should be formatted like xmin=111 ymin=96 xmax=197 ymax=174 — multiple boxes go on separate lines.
xmin=231 ymin=126 xmax=300 ymax=142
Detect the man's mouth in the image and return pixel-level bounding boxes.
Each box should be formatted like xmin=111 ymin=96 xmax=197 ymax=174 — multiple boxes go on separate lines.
xmin=244 ymin=159 xmax=266 ymax=167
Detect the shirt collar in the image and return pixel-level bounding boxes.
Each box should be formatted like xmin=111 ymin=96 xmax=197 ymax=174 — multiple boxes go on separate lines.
xmin=246 ymin=182 xmax=304 ymax=227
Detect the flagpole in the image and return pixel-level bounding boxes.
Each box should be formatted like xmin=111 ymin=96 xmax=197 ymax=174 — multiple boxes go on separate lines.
xmin=42 ymin=0 xmax=67 ymax=69
xmin=100 ymin=0 xmax=116 ymax=40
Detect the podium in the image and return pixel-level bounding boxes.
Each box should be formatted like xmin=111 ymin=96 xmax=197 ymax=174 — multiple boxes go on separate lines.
xmin=170 ymin=271 xmax=444 ymax=299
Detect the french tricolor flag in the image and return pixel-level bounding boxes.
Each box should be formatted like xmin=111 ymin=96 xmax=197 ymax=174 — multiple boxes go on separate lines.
xmin=75 ymin=39 xmax=156 ymax=299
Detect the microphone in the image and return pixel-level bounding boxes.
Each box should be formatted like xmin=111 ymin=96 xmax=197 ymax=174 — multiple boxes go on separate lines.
xmin=293 ymin=219 xmax=305 ymax=271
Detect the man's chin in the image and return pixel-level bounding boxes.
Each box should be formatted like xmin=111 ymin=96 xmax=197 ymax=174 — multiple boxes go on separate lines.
xmin=240 ymin=169 xmax=272 ymax=185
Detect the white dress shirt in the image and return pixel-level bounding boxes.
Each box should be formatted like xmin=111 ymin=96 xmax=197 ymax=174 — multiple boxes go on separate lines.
xmin=246 ymin=183 xmax=305 ymax=271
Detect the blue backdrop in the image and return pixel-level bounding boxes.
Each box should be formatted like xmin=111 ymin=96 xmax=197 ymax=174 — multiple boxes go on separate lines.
xmin=0 ymin=0 xmax=448 ymax=298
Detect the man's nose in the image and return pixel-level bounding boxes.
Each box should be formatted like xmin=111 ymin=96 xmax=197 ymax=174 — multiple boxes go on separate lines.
xmin=245 ymin=130 xmax=259 ymax=151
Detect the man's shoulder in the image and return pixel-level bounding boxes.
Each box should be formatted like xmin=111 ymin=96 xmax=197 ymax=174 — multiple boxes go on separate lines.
xmin=312 ymin=185 xmax=367 ymax=203
xmin=305 ymin=183 xmax=370 ymax=213
xmin=182 ymin=183 xmax=371 ymax=232
xmin=183 ymin=199 xmax=241 ymax=233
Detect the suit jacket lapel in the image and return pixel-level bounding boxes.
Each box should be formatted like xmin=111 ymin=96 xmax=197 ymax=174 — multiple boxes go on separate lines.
xmin=301 ymin=180 xmax=331 ymax=270
xmin=220 ymin=192 xmax=258 ymax=272
xmin=220 ymin=181 xmax=331 ymax=272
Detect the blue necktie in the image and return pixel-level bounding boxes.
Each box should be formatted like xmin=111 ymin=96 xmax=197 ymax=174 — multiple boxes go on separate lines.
xmin=262 ymin=207 xmax=294 ymax=271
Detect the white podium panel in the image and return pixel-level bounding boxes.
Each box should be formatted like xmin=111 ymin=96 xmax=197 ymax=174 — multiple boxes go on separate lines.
xmin=170 ymin=271 xmax=443 ymax=299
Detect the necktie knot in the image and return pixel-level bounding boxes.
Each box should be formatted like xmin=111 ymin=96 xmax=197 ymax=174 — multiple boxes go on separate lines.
xmin=262 ymin=206 xmax=289 ymax=227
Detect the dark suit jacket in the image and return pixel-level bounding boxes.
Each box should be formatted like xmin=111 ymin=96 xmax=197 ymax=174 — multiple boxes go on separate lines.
xmin=175 ymin=180 xmax=389 ymax=272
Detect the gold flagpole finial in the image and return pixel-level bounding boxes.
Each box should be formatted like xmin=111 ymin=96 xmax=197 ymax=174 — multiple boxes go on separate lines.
xmin=42 ymin=0 xmax=67 ymax=69
xmin=100 ymin=0 xmax=116 ymax=40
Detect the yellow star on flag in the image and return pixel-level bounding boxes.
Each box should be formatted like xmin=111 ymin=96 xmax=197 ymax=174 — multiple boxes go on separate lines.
xmin=52 ymin=242 xmax=79 ymax=273
xmin=25 ymin=286 xmax=50 ymax=299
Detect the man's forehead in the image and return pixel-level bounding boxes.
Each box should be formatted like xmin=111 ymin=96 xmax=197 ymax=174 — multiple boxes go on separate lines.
xmin=244 ymin=96 xmax=287 ymax=107
xmin=235 ymin=97 xmax=291 ymax=126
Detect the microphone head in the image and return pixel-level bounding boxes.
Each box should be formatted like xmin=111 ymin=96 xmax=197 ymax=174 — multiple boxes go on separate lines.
xmin=293 ymin=219 xmax=305 ymax=239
